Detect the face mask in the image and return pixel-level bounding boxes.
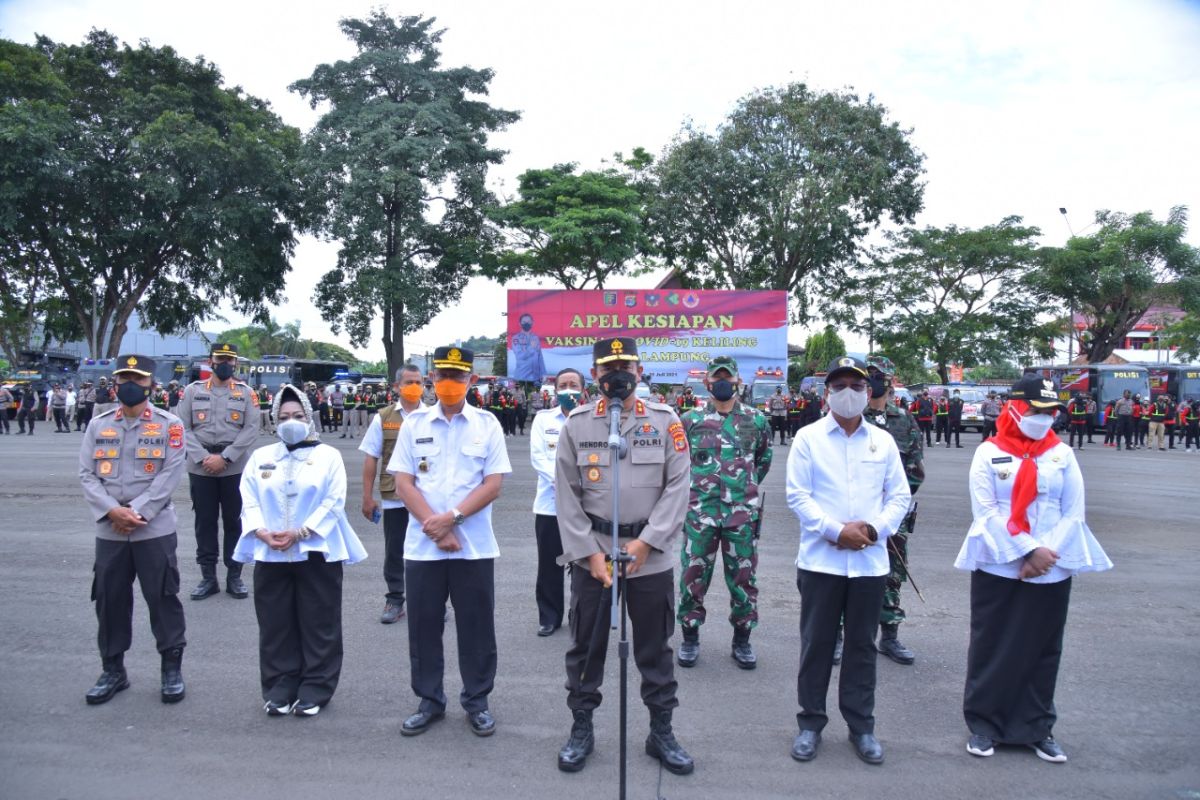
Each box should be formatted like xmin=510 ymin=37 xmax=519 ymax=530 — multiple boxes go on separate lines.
xmin=828 ymin=387 xmax=869 ymax=418
xmin=399 ymin=384 xmax=424 ymax=404
xmin=1010 ymin=405 xmax=1056 ymax=440
xmin=598 ymin=370 xmax=636 ymax=402
xmin=434 ymin=379 xmax=468 ymax=406
xmin=277 ymin=418 xmax=309 ymax=445
xmin=556 ymin=390 xmax=581 ymax=412
xmin=868 ymin=375 xmax=888 ymax=399
xmin=520 ymin=320 xmax=532 ymax=332
xmin=116 ymin=381 xmax=151 ymax=407
xmin=710 ymin=379 xmax=736 ymax=402
xmin=212 ymin=361 xmax=235 ymax=381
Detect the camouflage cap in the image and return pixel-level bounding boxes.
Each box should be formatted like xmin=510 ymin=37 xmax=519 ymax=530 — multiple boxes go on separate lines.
xmin=866 ymin=354 xmax=897 ymax=377
xmin=705 ymin=355 xmax=739 ymax=379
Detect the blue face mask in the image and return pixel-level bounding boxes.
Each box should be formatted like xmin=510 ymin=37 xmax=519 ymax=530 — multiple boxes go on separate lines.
xmin=556 ymin=390 xmax=581 ymax=412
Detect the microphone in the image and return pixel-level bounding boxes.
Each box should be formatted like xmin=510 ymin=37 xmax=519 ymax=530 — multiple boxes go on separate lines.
xmin=609 ymin=404 xmax=627 ymax=458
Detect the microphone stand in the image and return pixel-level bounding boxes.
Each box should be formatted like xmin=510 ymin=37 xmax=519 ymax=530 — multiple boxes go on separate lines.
xmin=608 ymin=401 xmax=633 ymax=800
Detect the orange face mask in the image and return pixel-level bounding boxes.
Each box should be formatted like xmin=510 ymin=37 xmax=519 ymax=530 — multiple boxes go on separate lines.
xmin=434 ymin=379 xmax=468 ymax=406
xmin=399 ymin=384 xmax=424 ymax=404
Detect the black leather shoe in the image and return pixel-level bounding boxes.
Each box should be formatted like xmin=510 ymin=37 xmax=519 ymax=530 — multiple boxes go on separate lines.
xmin=645 ymin=710 xmax=694 ymax=775
xmin=790 ymin=730 xmax=821 ymax=762
xmin=160 ymin=647 xmax=185 ymax=703
xmin=86 ymin=665 xmax=129 ymax=705
xmin=401 ymin=709 xmax=445 ymax=736
xmin=677 ymin=634 xmax=699 ymax=668
xmin=731 ymin=640 xmax=757 ymax=670
xmin=558 ymin=710 xmax=594 ymax=772
xmin=537 ymin=623 xmax=556 ymax=637
xmin=468 ymin=709 xmax=496 ymax=737
xmin=225 ymin=570 xmax=248 ymax=599
xmin=190 ymin=575 xmax=219 ymax=601
xmin=850 ymin=733 xmax=884 ymax=764
xmin=380 ymin=602 xmax=405 ymax=624
xmin=878 ymin=631 xmax=915 ymax=665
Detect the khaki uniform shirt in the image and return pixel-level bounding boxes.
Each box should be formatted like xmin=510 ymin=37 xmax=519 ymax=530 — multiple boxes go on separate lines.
xmin=79 ymin=404 xmax=187 ymax=542
xmin=176 ymin=379 xmax=261 ymax=476
xmin=555 ymin=397 xmax=690 ymax=577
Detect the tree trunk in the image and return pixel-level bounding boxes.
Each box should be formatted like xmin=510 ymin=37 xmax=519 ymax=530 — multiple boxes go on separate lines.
xmin=384 ymin=299 xmax=406 ymax=380
xmin=937 ymin=362 xmax=949 ymax=384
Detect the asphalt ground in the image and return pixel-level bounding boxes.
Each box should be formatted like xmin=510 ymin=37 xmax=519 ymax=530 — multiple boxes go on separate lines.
xmin=0 ymin=421 xmax=1197 ymax=800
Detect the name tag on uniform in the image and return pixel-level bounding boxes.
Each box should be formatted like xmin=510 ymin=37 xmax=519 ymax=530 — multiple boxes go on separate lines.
xmin=991 ymin=456 xmax=1013 ymax=464
xmin=416 ymin=437 xmax=433 ymax=444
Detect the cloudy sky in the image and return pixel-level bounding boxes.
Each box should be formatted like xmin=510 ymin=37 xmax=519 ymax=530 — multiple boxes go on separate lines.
xmin=4 ymin=0 xmax=1198 ymax=360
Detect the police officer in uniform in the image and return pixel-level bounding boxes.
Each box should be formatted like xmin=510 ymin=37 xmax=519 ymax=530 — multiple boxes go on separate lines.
xmin=80 ymin=355 xmax=188 ymax=705
xmin=177 ymin=343 xmax=261 ymax=599
xmin=554 ymin=337 xmax=694 ymax=775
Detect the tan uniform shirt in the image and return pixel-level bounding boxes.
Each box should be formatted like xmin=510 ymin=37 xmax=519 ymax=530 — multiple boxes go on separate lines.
xmin=555 ymin=397 xmax=690 ymax=576
xmin=79 ymin=404 xmax=187 ymax=542
xmin=176 ymin=379 xmax=261 ymax=476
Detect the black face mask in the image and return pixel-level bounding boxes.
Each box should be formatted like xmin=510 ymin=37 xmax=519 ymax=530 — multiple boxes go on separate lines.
xmin=599 ymin=370 xmax=636 ymax=402
xmin=868 ymin=375 xmax=888 ymax=399
xmin=520 ymin=320 xmax=532 ymax=332
xmin=116 ymin=381 xmax=151 ymax=407
xmin=710 ymin=379 xmax=736 ymax=402
xmin=213 ymin=361 xmax=235 ymax=381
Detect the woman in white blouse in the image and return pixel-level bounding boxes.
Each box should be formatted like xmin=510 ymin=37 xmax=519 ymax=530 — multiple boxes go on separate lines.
xmin=234 ymin=385 xmax=366 ymax=717
xmin=955 ymin=375 xmax=1112 ymax=763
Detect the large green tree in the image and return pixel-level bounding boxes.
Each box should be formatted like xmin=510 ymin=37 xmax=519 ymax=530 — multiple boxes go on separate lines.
xmin=802 ymin=325 xmax=847 ymax=375
xmin=650 ymin=83 xmax=924 ymax=323
xmin=487 ymin=151 xmax=651 ymax=289
xmin=1036 ymin=206 xmax=1200 ymax=362
xmin=851 ymin=217 xmax=1056 ymax=384
xmin=293 ymin=13 xmax=519 ymax=377
xmin=0 ymin=31 xmax=306 ymax=357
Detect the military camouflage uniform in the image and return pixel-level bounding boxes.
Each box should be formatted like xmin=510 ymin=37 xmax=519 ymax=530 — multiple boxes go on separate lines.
xmin=863 ymin=402 xmax=924 ymax=629
xmin=676 ymin=399 xmax=772 ymax=634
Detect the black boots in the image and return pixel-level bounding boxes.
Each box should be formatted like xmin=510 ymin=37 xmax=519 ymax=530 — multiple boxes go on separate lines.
xmin=731 ymin=628 xmax=756 ymax=670
xmin=86 ymin=655 xmax=129 ymax=705
xmin=557 ymin=709 xmax=595 ymax=772
xmin=161 ymin=647 xmax=185 ymax=703
xmin=190 ymin=565 xmax=219 ymax=600
xmin=226 ymin=565 xmax=248 ymax=599
xmin=878 ymin=625 xmax=915 ymax=665
xmin=676 ymin=628 xmax=699 ymax=668
xmin=645 ymin=710 xmax=695 ymax=775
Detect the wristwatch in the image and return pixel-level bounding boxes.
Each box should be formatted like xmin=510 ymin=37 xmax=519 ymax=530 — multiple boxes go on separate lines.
xmin=452 ymin=508 xmax=466 ymax=526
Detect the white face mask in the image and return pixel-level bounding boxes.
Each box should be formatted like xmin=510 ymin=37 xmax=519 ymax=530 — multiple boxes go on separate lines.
xmin=1011 ymin=406 xmax=1056 ymax=440
xmin=277 ymin=418 xmax=310 ymax=445
xmin=828 ymin=387 xmax=869 ymax=419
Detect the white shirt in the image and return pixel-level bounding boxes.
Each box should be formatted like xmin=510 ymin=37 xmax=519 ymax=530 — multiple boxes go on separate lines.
xmin=234 ymin=441 xmax=367 ymax=564
xmin=530 ymin=406 xmax=568 ymax=515
xmin=386 ymin=402 xmax=511 ymax=561
xmin=955 ymin=440 xmax=1112 ymax=582
xmin=786 ymin=412 xmax=912 ymax=578
xmin=358 ymin=403 xmax=415 ymax=509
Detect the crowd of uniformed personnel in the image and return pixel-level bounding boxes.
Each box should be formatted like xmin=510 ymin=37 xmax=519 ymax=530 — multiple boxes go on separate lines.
xmin=71 ymin=335 xmax=1126 ymax=777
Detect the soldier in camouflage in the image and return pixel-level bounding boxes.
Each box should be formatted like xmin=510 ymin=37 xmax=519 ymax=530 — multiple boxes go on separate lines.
xmin=676 ymin=356 xmax=773 ymax=670
xmin=864 ymin=355 xmax=924 ymax=665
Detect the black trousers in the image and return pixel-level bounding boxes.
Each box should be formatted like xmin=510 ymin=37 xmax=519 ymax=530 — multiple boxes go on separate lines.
xmin=93 ymin=534 xmax=186 ymax=659
xmin=534 ymin=514 xmax=565 ymax=629
xmin=919 ymin=419 xmax=932 ymax=445
xmin=788 ymin=416 xmax=802 ymax=437
xmin=935 ymin=416 xmax=948 ymax=442
xmin=1186 ymin=422 xmax=1199 ymax=448
xmin=0 ymin=409 xmax=8 ymax=433
xmin=516 ymin=407 xmax=528 ymax=433
xmin=253 ymin=554 xmax=344 ymax=707
xmin=964 ymin=571 xmax=1071 ymax=745
xmin=947 ymin=419 xmax=962 ymax=446
xmin=53 ymin=407 xmax=68 ymax=430
xmin=1068 ymin=424 xmax=1087 ymax=447
xmin=565 ymin=565 xmax=678 ymax=713
xmin=406 ymin=558 xmax=497 ymax=714
xmin=17 ymin=406 xmax=35 ymax=432
xmin=77 ymin=402 xmax=94 ymax=429
xmin=796 ymin=568 xmax=886 ymax=736
xmin=383 ymin=507 xmax=409 ymax=603
xmin=1118 ymin=415 xmax=1133 ymax=448
xmin=983 ymin=419 xmax=997 ymax=440
xmin=189 ymin=472 xmax=243 ymax=570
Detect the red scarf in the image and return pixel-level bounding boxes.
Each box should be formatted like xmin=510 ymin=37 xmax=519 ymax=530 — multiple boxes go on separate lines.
xmin=988 ymin=399 xmax=1061 ymax=536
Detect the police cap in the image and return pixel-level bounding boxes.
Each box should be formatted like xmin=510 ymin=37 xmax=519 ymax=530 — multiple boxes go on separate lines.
xmin=432 ymin=346 xmax=473 ymax=372
xmin=210 ymin=342 xmax=239 ymax=359
xmin=113 ymin=354 xmax=155 ymax=378
xmin=825 ymin=356 xmax=869 ymax=383
xmin=593 ymin=337 xmax=638 ymax=365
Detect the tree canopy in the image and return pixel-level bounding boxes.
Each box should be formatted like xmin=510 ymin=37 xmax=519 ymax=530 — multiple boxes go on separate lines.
xmin=845 ymin=217 xmax=1056 ymax=384
xmin=0 ymin=31 xmax=306 ymax=358
xmin=1035 ymin=206 xmax=1200 ymax=362
xmin=292 ymin=12 xmax=519 ymax=378
xmin=649 ymin=83 xmax=925 ymax=323
xmin=487 ymin=153 xmax=651 ymax=290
